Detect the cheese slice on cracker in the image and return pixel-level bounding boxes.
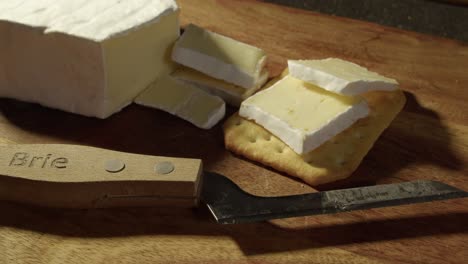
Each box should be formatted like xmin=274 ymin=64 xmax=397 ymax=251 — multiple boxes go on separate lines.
xmin=288 ymin=59 xmax=399 ymax=96
xmin=224 ymin=69 xmax=406 ymax=185
xmin=240 ymin=75 xmax=369 ymax=154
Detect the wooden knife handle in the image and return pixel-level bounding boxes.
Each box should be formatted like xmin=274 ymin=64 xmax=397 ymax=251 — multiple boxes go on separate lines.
xmin=0 ymin=144 xmax=203 ymax=208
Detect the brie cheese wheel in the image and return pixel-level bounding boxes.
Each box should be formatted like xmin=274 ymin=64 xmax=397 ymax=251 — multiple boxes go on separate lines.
xmin=240 ymin=75 xmax=369 ymax=154
xmin=135 ymin=76 xmax=225 ymax=129
xmin=172 ymin=67 xmax=267 ymax=107
xmin=0 ymin=0 xmax=180 ymax=118
xmin=288 ymin=59 xmax=399 ymax=96
xmin=171 ymin=24 xmax=268 ymax=90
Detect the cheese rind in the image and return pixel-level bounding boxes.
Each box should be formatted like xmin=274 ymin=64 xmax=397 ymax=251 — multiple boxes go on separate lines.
xmin=0 ymin=0 xmax=178 ymax=41
xmin=172 ymin=67 xmax=268 ymax=107
xmin=240 ymin=75 xmax=369 ymax=154
xmin=288 ymin=59 xmax=398 ymax=96
xmin=0 ymin=0 xmax=179 ymax=118
xmin=171 ymin=24 xmax=268 ymax=89
xmin=135 ymin=76 xmax=225 ymax=129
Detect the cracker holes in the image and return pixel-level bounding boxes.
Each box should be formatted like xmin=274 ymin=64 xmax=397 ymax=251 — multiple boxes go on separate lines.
xmin=276 ymin=147 xmax=285 ymax=154
xmin=249 ymin=137 xmax=257 ymax=143
xmin=235 ymin=120 xmax=243 ymax=126
xmin=264 ymin=135 xmax=272 ymax=141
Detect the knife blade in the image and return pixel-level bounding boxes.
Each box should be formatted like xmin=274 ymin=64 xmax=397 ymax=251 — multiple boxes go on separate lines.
xmin=1 ymin=144 xmax=466 ymax=224
xmin=202 ymin=172 xmax=467 ymax=224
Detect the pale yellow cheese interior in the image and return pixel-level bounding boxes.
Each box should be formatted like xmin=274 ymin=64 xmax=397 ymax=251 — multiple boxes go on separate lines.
xmin=135 ymin=76 xmax=225 ymax=129
xmin=136 ymin=77 xmax=194 ymax=114
xmin=173 ymin=67 xmax=246 ymax=95
xmin=244 ymin=76 xmax=364 ymax=132
xmin=178 ymin=92 xmax=224 ymax=126
xmin=172 ymin=66 xmax=265 ymax=106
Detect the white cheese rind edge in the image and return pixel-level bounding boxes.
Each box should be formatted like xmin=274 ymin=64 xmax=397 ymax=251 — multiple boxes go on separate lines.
xmin=288 ymin=60 xmax=399 ymax=96
xmin=0 ymin=0 xmax=179 ymax=42
xmin=239 ymin=102 xmax=304 ymax=152
xmin=172 ymin=46 xmax=266 ymax=90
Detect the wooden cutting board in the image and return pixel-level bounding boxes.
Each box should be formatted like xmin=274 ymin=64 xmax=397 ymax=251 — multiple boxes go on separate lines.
xmin=1 ymin=0 xmax=467 ymax=263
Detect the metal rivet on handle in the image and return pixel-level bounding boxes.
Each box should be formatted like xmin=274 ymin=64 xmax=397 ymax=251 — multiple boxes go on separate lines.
xmin=105 ymin=159 xmax=126 ymax=173
xmin=155 ymin=161 xmax=174 ymax=175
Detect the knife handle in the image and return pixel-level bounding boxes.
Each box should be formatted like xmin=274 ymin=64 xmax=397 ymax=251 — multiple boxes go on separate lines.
xmin=0 ymin=144 xmax=203 ymax=208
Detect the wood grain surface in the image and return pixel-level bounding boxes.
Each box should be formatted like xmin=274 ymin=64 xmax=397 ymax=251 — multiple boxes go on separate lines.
xmin=1 ymin=0 xmax=467 ymax=263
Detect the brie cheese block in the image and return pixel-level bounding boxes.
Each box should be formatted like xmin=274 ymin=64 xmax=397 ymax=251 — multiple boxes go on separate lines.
xmin=172 ymin=67 xmax=266 ymax=107
xmin=0 ymin=0 xmax=180 ymax=118
xmin=240 ymin=75 xmax=369 ymax=154
xmin=171 ymin=24 xmax=268 ymax=90
xmin=135 ymin=76 xmax=225 ymax=129
xmin=288 ymin=59 xmax=399 ymax=96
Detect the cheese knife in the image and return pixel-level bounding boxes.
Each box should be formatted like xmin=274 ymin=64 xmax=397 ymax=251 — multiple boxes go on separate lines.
xmin=1 ymin=144 xmax=466 ymax=224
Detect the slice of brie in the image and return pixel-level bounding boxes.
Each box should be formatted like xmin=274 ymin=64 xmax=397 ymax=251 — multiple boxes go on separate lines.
xmin=240 ymin=75 xmax=369 ymax=154
xmin=171 ymin=24 xmax=268 ymax=90
xmin=288 ymin=59 xmax=399 ymax=96
xmin=172 ymin=67 xmax=267 ymax=107
xmin=0 ymin=0 xmax=179 ymax=118
xmin=135 ymin=76 xmax=225 ymax=129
